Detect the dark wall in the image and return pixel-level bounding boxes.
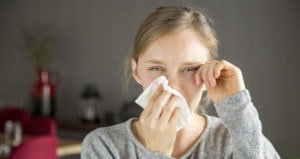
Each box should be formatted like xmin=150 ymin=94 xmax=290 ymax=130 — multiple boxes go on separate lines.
xmin=0 ymin=0 xmax=299 ymax=157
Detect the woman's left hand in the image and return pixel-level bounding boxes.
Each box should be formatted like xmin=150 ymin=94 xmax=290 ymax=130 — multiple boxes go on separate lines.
xmin=195 ymin=60 xmax=246 ymax=103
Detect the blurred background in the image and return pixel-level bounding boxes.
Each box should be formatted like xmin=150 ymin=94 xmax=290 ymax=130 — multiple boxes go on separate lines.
xmin=0 ymin=0 xmax=299 ymax=158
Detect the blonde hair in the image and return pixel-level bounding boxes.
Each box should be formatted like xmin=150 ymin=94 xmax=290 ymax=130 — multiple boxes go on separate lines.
xmin=123 ymin=6 xmax=218 ymax=114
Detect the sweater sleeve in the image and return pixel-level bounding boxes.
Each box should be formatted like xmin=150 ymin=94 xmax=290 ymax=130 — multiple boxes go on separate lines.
xmin=81 ymin=132 xmax=116 ymax=159
xmin=214 ymin=89 xmax=280 ymax=159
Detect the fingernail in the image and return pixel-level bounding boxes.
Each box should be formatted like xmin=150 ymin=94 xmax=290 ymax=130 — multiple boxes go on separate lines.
xmin=210 ymin=80 xmax=215 ymax=87
xmin=205 ymin=82 xmax=210 ymax=88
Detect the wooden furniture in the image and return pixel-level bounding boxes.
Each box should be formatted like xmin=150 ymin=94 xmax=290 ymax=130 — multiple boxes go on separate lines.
xmin=57 ymin=137 xmax=82 ymax=156
xmin=56 ymin=119 xmax=105 ymax=132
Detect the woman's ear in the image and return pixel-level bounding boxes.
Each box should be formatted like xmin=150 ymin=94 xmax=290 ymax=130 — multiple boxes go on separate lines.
xmin=131 ymin=58 xmax=142 ymax=85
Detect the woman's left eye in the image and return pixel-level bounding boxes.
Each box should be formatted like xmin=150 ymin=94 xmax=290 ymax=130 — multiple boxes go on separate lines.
xmin=183 ymin=67 xmax=199 ymax=72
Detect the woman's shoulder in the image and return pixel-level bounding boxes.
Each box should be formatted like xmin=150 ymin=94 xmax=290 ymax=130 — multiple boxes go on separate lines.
xmin=200 ymin=114 xmax=232 ymax=152
xmin=204 ymin=114 xmax=231 ymax=140
xmin=83 ymin=118 xmax=136 ymax=145
xmin=88 ymin=120 xmax=130 ymax=136
xmin=81 ymin=118 xmax=141 ymax=157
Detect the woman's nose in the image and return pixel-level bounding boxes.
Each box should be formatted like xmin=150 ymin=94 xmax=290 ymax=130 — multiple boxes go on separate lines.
xmin=166 ymin=76 xmax=180 ymax=90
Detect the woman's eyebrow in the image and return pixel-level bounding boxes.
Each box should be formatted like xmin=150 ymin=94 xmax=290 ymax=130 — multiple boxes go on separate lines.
xmin=181 ymin=61 xmax=203 ymax=66
xmin=145 ymin=60 xmax=163 ymax=64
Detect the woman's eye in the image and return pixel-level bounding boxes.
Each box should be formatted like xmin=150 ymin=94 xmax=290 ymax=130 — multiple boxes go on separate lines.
xmin=149 ymin=67 xmax=162 ymax=71
xmin=183 ymin=67 xmax=199 ymax=72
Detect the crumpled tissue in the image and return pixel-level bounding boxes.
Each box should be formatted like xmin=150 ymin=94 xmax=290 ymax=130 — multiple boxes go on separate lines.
xmin=135 ymin=76 xmax=191 ymax=131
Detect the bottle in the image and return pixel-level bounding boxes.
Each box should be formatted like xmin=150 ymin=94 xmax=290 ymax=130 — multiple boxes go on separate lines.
xmin=31 ymin=69 xmax=56 ymax=117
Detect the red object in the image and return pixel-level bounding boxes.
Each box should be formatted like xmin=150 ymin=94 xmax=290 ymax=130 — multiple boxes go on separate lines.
xmin=0 ymin=108 xmax=30 ymax=131
xmin=9 ymin=136 xmax=58 ymax=159
xmin=0 ymin=108 xmax=57 ymax=136
xmin=31 ymin=69 xmax=57 ymax=117
xmin=23 ymin=117 xmax=57 ymax=136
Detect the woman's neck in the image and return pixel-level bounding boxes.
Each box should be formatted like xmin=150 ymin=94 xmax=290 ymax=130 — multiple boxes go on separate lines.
xmin=171 ymin=113 xmax=207 ymax=158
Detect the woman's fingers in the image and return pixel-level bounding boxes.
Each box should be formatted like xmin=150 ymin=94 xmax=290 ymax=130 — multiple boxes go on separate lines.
xmin=151 ymin=84 xmax=164 ymax=101
xmin=160 ymin=95 xmax=179 ymax=125
xmin=140 ymin=84 xmax=171 ymax=120
xmin=195 ymin=64 xmax=203 ymax=86
xmin=207 ymin=61 xmax=217 ymax=87
xmin=151 ymin=90 xmax=171 ymax=119
xmin=214 ymin=60 xmax=241 ymax=79
xmin=140 ymin=84 xmax=180 ymax=129
xmin=200 ymin=62 xmax=210 ymax=88
xmin=135 ymin=84 xmax=181 ymax=156
xmin=198 ymin=60 xmax=225 ymax=88
xmin=140 ymin=84 xmax=163 ymax=118
xmin=200 ymin=61 xmax=217 ymax=88
xmin=196 ymin=60 xmax=246 ymax=102
xmin=214 ymin=60 xmax=225 ymax=78
xmin=169 ymin=108 xmax=181 ymax=128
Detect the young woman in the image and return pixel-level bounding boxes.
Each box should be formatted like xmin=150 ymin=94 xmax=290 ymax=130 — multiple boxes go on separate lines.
xmin=82 ymin=6 xmax=280 ymax=158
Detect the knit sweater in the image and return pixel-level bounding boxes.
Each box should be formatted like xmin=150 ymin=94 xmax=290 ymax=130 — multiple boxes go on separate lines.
xmin=81 ymin=90 xmax=280 ymax=159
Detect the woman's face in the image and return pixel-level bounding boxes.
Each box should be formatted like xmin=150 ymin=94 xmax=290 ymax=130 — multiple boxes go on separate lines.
xmin=131 ymin=29 xmax=209 ymax=112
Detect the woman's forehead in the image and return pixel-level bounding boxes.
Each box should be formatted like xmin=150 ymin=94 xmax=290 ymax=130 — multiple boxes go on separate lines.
xmin=139 ymin=29 xmax=209 ymax=61
xmin=138 ymin=51 xmax=208 ymax=67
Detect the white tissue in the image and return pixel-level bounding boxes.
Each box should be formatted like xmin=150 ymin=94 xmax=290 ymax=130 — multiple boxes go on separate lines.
xmin=135 ymin=76 xmax=191 ymax=131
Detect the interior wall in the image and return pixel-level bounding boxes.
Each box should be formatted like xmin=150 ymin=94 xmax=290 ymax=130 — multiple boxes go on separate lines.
xmin=0 ymin=0 xmax=299 ymax=157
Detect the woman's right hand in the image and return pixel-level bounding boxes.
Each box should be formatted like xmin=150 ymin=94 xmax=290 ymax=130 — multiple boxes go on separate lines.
xmin=134 ymin=84 xmax=181 ymax=156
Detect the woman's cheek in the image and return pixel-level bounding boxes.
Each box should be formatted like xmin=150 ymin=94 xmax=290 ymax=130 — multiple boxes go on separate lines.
xmin=183 ymin=80 xmax=204 ymax=110
xmin=140 ymin=74 xmax=161 ymax=89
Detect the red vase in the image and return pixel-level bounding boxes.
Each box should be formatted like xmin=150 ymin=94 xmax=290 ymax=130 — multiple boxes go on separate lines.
xmin=31 ymin=69 xmax=56 ymax=117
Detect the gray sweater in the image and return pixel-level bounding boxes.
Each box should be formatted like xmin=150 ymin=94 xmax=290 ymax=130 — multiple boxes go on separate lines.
xmin=81 ymin=90 xmax=280 ymax=159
